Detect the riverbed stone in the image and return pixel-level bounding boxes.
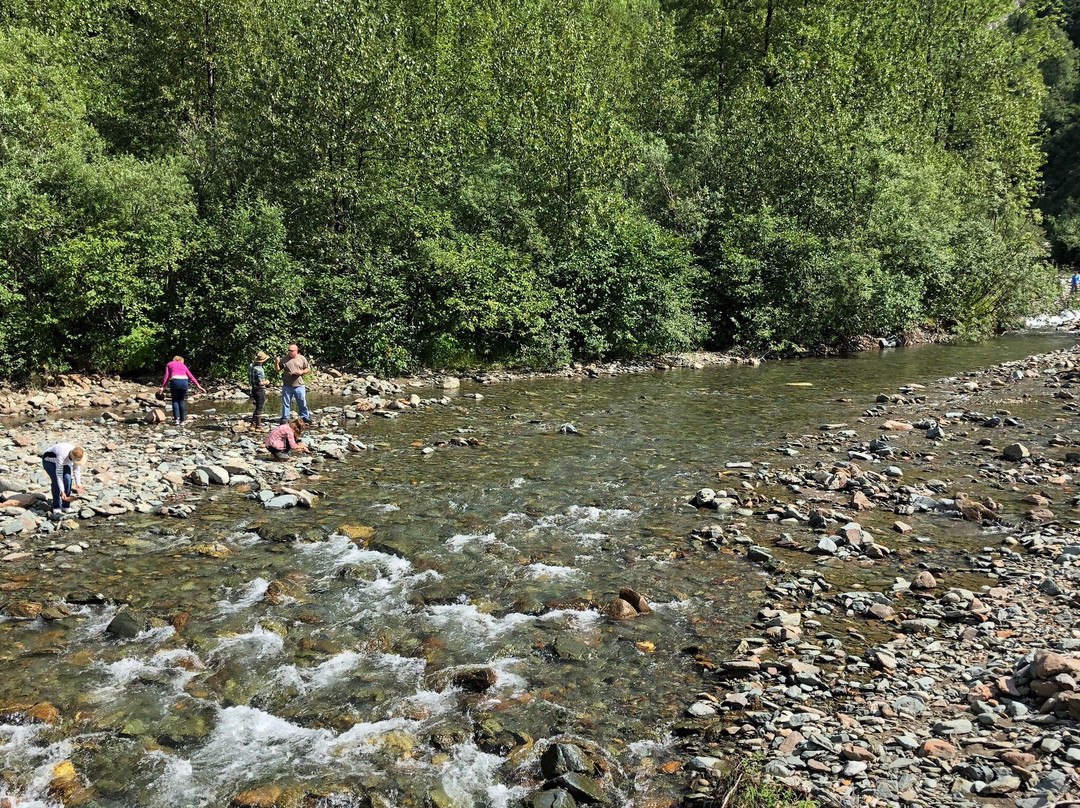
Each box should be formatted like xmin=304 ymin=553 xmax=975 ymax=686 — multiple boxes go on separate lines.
xmin=603 ymin=597 xmax=637 ymax=619
xmin=618 ymin=587 xmax=651 ymax=614
xmin=106 ymin=610 xmax=143 ymax=638
xmin=911 ymin=571 xmax=937 ymax=590
xmin=527 ymin=790 xmax=576 ymax=808
xmin=451 ymin=666 xmax=497 ymax=692
xmin=547 ymin=773 xmax=604 ymax=805
xmin=5 ymin=601 xmax=42 ymax=618
xmin=229 ymin=785 xmax=282 ymax=807
xmin=747 ymin=546 xmax=772 ymax=563
xmin=1003 ymin=443 xmax=1031 ymax=461
xmin=264 ymin=494 xmax=299 ymax=509
xmin=541 ymin=743 xmax=593 ymax=778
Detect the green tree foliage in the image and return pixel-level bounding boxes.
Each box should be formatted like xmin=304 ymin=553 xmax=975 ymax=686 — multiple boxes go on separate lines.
xmin=0 ymin=0 xmax=1067 ymax=378
xmin=1041 ymin=0 xmax=1080 ymax=263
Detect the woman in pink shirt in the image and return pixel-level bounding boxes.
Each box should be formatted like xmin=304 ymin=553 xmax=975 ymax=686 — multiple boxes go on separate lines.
xmin=159 ymin=356 xmax=206 ymax=426
xmin=265 ymin=419 xmax=311 ymax=460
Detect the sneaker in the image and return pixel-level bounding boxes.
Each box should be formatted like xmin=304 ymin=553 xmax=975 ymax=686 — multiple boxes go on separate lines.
xmin=173 ymin=418 xmax=180 ymax=426
xmin=52 ymin=508 xmax=63 ymax=516
xmin=61 ymin=505 xmax=73 ymax=513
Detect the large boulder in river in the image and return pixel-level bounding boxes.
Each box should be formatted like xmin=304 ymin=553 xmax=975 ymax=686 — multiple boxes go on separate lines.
xmin=541 ymin=742 xmax=593 ymax=778
xmin=618 ymin=587 xmax=651 ymax=614
xmin=690 ymin=488 xmax=717 ymax=508
xmin=602 ymin=598 xmax=637 ymax=620
xmin=450 ymin=666 xmax=498 ymax=693
xmin=106 ymin=610 xmax=144 ymax=639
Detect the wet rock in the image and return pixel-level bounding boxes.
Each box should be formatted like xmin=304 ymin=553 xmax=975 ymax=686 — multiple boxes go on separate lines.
xmin=106 ymin=610 xmax=143 ymax=638
xmin=618 ymin=587 xmax=651 ymax=614
xmin=746 ymin=546 xmax=772 ymax=564
xmin=526 ymin=789 xmax=576 ymax=808
xmin=229 ymin=785 xmax=282 ymax=807
xmin=911 ymin=571 xmax=937 ymax=590
xmin=39 ymin=602 xmax=73 ymax=621
xmin=547 ymin=773 xmax=604 ymax=805
xmin=263 ymin=579 xmax=305 ymax=605
xmin=5 ymin=601 xmax=42 ymax=618
xmin=551 ymin=636 xmax=590 ymax=662
xmin=719 ymin=659 xmax=760 ymax=676
xmin=602 ymin=598 xmax=638 ymax=620
xmin=690 ymin=488 xmax=717 ymax=508
xmin=264 ymin=494 xmax=299 ymax=509
xmin=26 ymin=702 xmax=61 ymax=725
xmin=450 ymin=666 xmax=497 ymax=693
xmin=66 ymin=589 xmax=106 ymax=605
xmin=687 ymin=701 xmax=717 ymax=718
xmin=541 ymin=742 xmax=593 ymax=778
xmin=339 ymin=524 xmax=375 ymax=544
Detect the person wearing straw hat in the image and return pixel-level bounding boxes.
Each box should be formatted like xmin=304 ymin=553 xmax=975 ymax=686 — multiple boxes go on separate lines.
xmin=248 ymin=351 xmax=271 ymax=429
xmin=41 ymin=442 xmax=86 ymax=516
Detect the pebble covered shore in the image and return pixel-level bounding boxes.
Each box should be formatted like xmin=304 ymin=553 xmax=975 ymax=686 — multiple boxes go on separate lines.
xmin=661 ymin=343 xmax=1080 ymax=808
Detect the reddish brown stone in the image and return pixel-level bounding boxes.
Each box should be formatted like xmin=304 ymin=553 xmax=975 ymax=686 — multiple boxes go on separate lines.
xmin=999 ymin=750 xmax=1036 ymax=769
xmin=917 ymin=739 xmax=958 ymax=759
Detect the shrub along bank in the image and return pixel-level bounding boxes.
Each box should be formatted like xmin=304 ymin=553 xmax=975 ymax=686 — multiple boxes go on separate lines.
xmin=0 ymin=0 xmax=1069 ymax=380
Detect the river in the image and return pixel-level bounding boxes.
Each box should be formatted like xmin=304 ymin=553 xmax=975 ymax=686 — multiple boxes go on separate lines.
xmin=0 ymin=331 xmax=1075 ymax=808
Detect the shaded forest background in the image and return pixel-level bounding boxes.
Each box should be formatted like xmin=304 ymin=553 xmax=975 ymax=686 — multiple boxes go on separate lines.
xmin=2 ymin=0 xmax=1080 ymax=377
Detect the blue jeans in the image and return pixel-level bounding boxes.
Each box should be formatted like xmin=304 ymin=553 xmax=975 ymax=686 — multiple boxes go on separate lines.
xmin=280 ymin=384 xmax=310 ymax=422
xmin=169 ymin=378 xmax=189 ymax=421
xmin=43 ymin=459 xmax=72 ymax=511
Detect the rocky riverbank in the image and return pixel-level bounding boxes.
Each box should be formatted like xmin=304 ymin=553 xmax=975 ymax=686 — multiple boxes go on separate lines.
xmin=662 ymin=344 xmax=1080 ymax=807
xmin=0 ymin=374 xmax=472 ymax=549
xmin=0 ymin=352 xmax=751 ymax=420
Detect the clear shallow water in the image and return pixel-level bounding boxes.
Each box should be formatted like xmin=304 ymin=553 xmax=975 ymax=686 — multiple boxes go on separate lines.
xmin=1 ymin=331 xmax=1075 ymax=807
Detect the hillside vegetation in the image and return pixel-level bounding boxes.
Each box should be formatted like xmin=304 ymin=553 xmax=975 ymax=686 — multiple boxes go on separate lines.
xmin=1 ymin=0 xmax=1076 ymax=377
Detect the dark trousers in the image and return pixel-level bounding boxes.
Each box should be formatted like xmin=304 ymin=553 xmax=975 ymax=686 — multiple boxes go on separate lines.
xmin=169 ymin=378 xmax=189 ymax=421
xmin=42 ymin=459 xmax=71 ymax=510
xmin=252 ymin=386 xmax=266 ymax=416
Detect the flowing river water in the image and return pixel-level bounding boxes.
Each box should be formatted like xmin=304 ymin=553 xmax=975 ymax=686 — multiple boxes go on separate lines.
xmin=1 ymin=331 xmax=1076 ymax=808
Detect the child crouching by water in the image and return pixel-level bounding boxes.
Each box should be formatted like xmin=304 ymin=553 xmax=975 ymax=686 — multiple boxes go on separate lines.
xmin=265 ymin=418 xmax=311 ymax=461
xmin=41 ymin=442 xmax=85 ymax=515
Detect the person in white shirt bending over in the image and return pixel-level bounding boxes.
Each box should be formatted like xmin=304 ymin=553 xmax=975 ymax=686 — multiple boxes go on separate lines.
xmin=41 ymin=443 xmax=85 ymax=515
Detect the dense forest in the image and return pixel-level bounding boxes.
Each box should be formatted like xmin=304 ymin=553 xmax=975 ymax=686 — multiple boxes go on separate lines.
xmin=1 ymin=0 xmax=1079 ymax=378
